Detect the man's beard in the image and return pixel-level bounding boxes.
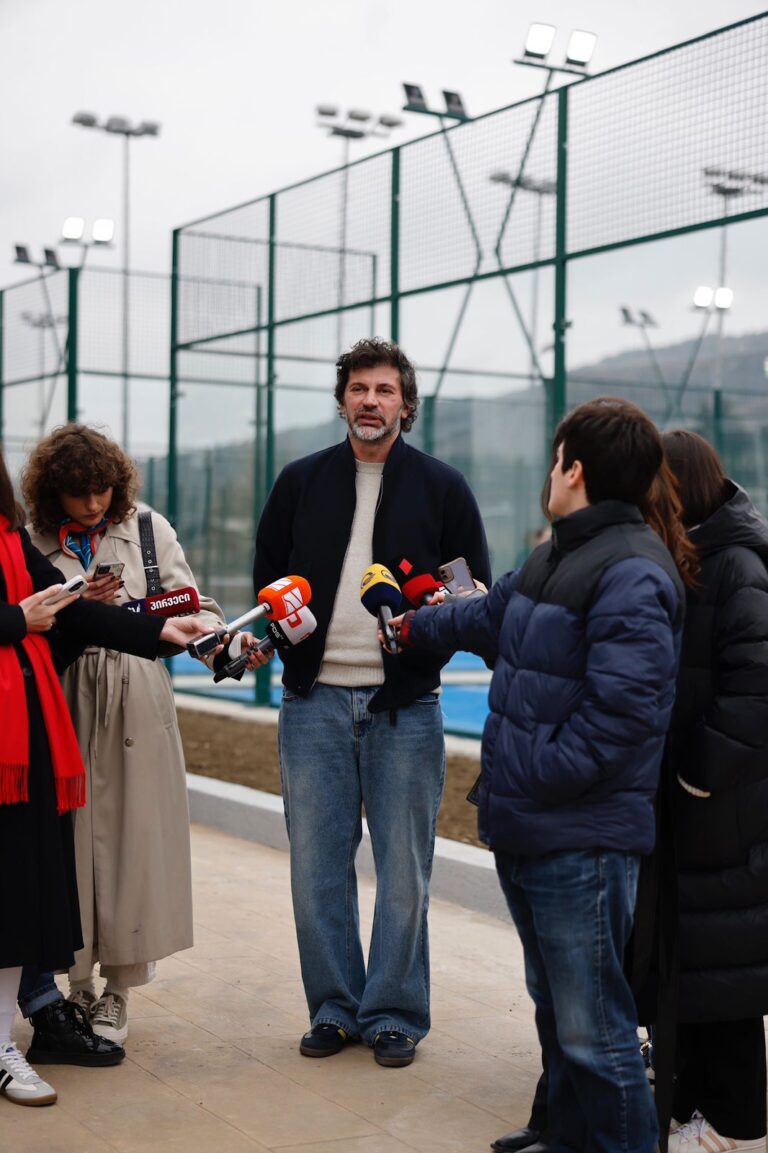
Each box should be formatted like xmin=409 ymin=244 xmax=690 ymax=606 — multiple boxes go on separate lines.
xmin=347 ymin=410 xmax=401 ymax=443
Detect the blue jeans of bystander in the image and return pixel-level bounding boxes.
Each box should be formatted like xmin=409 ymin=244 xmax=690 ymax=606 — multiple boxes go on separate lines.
xmin=495 ymin=849 xmax=658 ymax=1153
xmin=17 ymin=967 xmax=62 ymax=1018
xmin=278 ymin=683 xmax=445 ymax=1044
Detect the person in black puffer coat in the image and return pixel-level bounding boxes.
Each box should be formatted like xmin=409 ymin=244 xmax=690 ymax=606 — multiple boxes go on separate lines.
xmin=662 ymin=430 xmax=768 ymax=1153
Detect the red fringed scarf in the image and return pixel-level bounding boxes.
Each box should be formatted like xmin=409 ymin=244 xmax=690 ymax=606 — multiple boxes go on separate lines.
xmin=0 ymin=517 xmax=86 ymax=813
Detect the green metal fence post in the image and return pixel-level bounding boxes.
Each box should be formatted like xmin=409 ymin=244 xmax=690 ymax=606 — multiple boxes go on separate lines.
xmin=66 ymin=267 xmax=79 ymax=422
xmin=266 ymin=195 xmax=277 ymax=491
xmin=551 ymin=85 xmax=570 ymax=441
xmin=168 ymin=230 xmax=180 ymax=527
xmin=0 ymin=290 xmax=4 ymax=449
xmin=713 ymin=389 xmax=724 ymax=459
xmin=255 ymin=199 xmax=278 ymax=708
xmin=390 ymin=148 xmax=400 ymax=344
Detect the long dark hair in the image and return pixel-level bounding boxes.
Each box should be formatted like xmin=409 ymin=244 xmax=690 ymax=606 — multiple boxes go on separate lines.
xmin=0 ymin=450 xmax=24 ymax=530
xmin=638 ymin=458 xmax=699 ymax=588
xmin=661 ymin=430 xmax=729 ymax=528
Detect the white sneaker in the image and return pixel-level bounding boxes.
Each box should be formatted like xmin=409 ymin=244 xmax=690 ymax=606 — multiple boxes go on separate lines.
xmin=0 ymin=1043 xmax=57 ymax=1106
xmin=668 ymin=1111 xmax=766 ymax=1152
xmin=91 ymin=992 xmax=128 ymax=1044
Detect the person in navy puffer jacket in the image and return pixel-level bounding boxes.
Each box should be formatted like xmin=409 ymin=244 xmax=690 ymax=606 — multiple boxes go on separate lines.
xmin=396 ymin=398 xmax=686 ymax=1153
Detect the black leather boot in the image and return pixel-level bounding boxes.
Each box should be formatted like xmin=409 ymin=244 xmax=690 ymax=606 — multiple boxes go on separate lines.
xmin=490 ymin=1129 xmax=546 ymax=1153
xmin=26 ymin=999 xmax=125 ymax=1066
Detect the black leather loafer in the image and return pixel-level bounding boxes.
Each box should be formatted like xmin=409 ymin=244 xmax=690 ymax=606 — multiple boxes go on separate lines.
xmin=300 ymin=1024 xmax=351 ymax=1057
xmin=491 ymin=1133 xmax=546 ymax=1153
xmin=373 ymin=1031 xmax=416 ymax=1067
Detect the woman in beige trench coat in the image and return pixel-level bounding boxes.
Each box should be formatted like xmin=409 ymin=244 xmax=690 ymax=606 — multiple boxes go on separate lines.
xmin=21 ymin=425 xmax=225 ymax=1044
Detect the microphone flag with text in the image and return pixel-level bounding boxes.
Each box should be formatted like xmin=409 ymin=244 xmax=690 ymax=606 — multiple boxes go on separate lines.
xmin=213 ymin=605 xmax=317 ymax=682
xmin=123 ymin=587 xmax=201 ymax=618
xmin=360 ymin=563 xmax=401 ymax=654
xmin=187 ymin=575 xmax=312 ymax=660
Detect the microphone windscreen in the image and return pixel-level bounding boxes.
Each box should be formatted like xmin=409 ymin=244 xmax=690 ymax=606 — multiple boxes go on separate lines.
xmin=266 ymin=606 xmax=318 ymax=650
xmin=144 ymin=587 xmax=200 ymax=617
xmin=360 ymin=564 xmax=401 ymax=616
xmin=258 ymin=575 xmax=312 ymax=619
xmin=401 ymin=573 xmax=442 ymax=607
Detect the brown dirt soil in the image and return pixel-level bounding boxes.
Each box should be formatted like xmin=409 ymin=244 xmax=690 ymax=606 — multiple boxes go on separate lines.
xmin=177 ymin=707 xmax=484 ymax=848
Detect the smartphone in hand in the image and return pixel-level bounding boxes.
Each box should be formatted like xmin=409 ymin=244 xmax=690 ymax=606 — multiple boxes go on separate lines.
xmin=437 ymin=557 xmax=476 ymax=596
xmin=94 ymin=561 xmax=125 ymax=580
xmin=43 ymin=574 xmax=88 ymax=605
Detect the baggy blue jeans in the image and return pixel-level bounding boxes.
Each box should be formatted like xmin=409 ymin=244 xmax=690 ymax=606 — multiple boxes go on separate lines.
xmin=495 ymin=850 xmax=658 ymax=1153
xmin=278 ymin=683 xmax=445 ymax=1044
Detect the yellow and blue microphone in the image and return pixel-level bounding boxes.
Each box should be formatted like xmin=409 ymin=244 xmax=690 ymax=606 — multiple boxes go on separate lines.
xmin=360 ymin=564 xmax=402 ymax=654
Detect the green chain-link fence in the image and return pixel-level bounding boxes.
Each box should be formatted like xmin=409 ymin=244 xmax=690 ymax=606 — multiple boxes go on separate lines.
xmin=2 ymin=14 xmax=767 ymax=674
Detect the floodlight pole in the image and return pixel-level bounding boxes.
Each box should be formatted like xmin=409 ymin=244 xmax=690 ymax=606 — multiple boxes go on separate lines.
xmin=122 ymin=132 xmax=131 ymax=450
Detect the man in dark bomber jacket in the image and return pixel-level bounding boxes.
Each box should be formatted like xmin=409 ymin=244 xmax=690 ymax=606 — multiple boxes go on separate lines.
xmin=252 ymin=338 xmax=489 ymax=1067
xmin=400 ymin=399 xmax=684 ymax=1153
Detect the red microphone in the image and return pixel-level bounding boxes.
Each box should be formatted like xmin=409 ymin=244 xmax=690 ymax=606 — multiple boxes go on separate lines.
xmin=388 ymin=555 xmax=444 ymax=607
xmin=401 ymin=573 xmax=443 ymax=607
xmin=187 ymin=575 xmax=312 ymax=659
xmin=123 ymin=587 xmax=200 ymax=617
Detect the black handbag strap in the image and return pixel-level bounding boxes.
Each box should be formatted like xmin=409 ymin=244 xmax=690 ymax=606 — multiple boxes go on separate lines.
xmin=138 ymin=511 xmax=163 ymax=596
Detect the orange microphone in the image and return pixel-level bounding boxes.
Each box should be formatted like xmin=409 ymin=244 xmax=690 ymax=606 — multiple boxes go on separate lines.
xmin=187 ymin=575 xmax=312 ymax=659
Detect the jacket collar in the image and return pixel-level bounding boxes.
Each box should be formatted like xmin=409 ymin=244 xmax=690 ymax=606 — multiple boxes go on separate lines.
xmin=340 ymin=431 xmax=407 ymax=476
xmin=551 ymin=500 xmax=644 ymax=554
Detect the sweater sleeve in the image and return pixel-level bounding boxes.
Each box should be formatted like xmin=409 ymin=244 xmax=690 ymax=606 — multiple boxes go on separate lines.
xmin=408 ymin=571 xmax=516 ymax=665
xmin=676 ymin=569 xmax=768 ymax=795
xmin=529 ymin=558 xmax=681 ymax=805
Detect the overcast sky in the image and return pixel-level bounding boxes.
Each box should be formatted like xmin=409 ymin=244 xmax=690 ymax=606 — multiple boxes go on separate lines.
xmin=2 ymin=0 xmax=765 ymax=284
xmin=1 ymin=1 xmax=766 ymax=456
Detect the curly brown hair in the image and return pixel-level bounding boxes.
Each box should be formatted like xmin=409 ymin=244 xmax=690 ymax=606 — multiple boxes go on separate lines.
xmin=21 ymin=424 xmax=139 ymax=533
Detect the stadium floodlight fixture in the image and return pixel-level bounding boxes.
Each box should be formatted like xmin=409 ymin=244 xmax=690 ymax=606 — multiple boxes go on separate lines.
xmin=714 ymin=287 xmax=734 ymax=310
xmin=105 ymin=115 xmax=131 ymax=134
xmin=489 ymin=169 xmax=556 ymax=194
xmin=402 ymin=83 xmax=429 ymax=113
xmin=638 ymin=309 xmax=658 ymax=327
xmin=13 ymin=244 xmax=64 ymax=270
xmin=620 ymin=306 xmax=635 ymax=325
xmin=516 ymin=24 xmax=597 ymax=76
xmin=378 ymin=113 xmax=404 ymax=129
xmin=565 ymin=30 xmax=597 ymax=67
xmin=693 ymin=286 xmax=715 ymax=309
xmin=72 ymin=111 xmax=98 ymax=128
xmin=92 ymin=218 xmax=115 ymax=244
xmin=62 ymin=217 xmax=86 ymax=242
xmin=347 ymin=108 xmax=372 ymax=123
xmin=401 ymin=82 xmax=470 ymax=121
xmin=524 ymin=23 xmax=556 ymax=60
xmin=316 ymin=103 xmax=339 ymax=118
xmin=136 ymin=120 xmax=160 ymax=137
xmin=442 ymin=90 xmax=469 ymax=120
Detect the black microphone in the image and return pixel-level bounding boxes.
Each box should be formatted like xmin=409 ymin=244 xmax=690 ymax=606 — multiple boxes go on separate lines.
xmin=212 ymin=607 xmax=318 ymax=682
